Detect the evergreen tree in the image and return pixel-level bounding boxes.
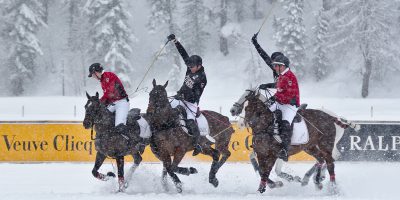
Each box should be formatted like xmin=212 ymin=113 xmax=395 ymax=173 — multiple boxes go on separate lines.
xmin=2 ymin=0 xmax=47 ymax=95
xmin=273 ymin=0 xmax=306 ymax=78
xmin=311 ymin=5 xmax=331 ymax=81
xmin=63 ymin=0 xmax=90 ymax=94
xmin=219 ymin=0 xmax=229 ymax=56
xmin=147 ymin=0 xmax=182 ymax=91
xmin=181 ymin=0 xmax=209 ymax=55
xmin=85 ymin=0 xmax=135 ymax=88
xmin=329 ymin=0 xmax=399 ymax=98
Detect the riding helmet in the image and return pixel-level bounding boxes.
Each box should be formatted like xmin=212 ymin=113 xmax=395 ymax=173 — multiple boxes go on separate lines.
xmin=187 ymin=55 xmax=202 ymax=67
xmin=88 ymin=63 xmax=104 ymax=77
xmin=272 ymin=55 xmax=290 ymax=67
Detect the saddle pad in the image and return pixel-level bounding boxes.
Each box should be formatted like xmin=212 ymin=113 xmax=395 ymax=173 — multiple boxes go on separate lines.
xmin=196 ymin=113 xmax=210 ymax=136
xmin=137 ymin=117 xmax=152 ymax=138
xmin=291 ymin=118 xmax=309 ymax=145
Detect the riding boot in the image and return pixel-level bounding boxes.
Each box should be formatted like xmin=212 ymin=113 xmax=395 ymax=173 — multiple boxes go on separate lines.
xmin=186 ymin=119 xmax=202 ymax=156
xmin=277 ymin=120 xmax=292 ymax=162
xmin=115 ymin=123 xmax=129 ymax=140
xmin=138 ymin=137 xmax=150 ymax=154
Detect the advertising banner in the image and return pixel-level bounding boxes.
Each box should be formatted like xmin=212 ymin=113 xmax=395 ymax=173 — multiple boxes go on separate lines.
xmin=0 ymin=122 xmax=313 ymax=162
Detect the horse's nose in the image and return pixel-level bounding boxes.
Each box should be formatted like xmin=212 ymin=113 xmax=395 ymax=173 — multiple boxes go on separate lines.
xmin=83 ymin=121 xmax=90 ymax=129
xmin=230 ymin=107 xmax=237 ymax=116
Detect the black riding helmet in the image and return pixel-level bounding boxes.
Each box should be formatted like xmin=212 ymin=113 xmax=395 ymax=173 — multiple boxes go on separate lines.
xmin=187 ymin=55 xmax=202 ymax=67
xmin=271 ymin=52 xmax=284 ymax=61
xmin=272 ymin=55 xmax=290 ymax=68
xmin=88 ymin=63 xmax=103 ymax=77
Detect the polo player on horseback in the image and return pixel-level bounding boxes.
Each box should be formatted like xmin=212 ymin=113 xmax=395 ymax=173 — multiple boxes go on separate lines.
xmin=88 ymin=63 xmax=139 ymax=141
xmin=166 ymin=34 xmax=207 ymax=156
xmin=259 ymin=55 xmax=300 ymax=162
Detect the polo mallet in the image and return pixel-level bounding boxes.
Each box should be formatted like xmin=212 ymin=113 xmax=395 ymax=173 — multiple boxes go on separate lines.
xmin=131 ymin=40 xmax=170 ymax=96
xmin=255 ymin=2 xmax=277 ymax=35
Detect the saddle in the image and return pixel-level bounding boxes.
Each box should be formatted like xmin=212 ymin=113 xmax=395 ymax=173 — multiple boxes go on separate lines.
xmin=126 ymin=108 xmax=141 ymax=134
xmin=293 ymin=104 xmax=307 ymax=123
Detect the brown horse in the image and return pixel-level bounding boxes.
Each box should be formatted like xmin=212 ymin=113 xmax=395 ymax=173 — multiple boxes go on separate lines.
xmin=83 ymin=92 xmax=144 ymax=192
xmin=146 ymin=79 xmax=234 ymax=193
xmin=230 ymin=89 xmax=359 ymax=193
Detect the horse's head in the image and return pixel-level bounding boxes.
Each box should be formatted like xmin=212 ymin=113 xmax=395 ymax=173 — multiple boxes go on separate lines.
xmin=244 ymin=91 xmax=273 ymax=133
xmin=148 ymin=79 xmax=169 ymax=111
xmin=231 ymin=88 xmax=274 ymax=133
xmin=83 ymin=92 xmax=102 ymax=129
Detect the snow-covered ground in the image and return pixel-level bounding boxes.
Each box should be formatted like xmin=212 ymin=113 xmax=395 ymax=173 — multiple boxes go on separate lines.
xmin=1 ymin=162 xmax=399 ymax=200
xmin=0 ymin=96 xmax=399 ymax=122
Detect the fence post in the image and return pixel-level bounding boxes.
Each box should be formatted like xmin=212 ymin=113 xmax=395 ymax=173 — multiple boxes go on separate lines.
xmin=219 ymin=106 xmax=222 ymax=114
xmin=74 ymin=105 xmax=77 ymax=118
xmin=22 ymin=105 xmax=24 ymax=117
xmin=371 ymin=106 xmax=373 ymax=118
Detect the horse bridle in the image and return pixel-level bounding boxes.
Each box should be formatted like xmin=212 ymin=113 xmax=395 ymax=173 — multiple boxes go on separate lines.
xmin=85 ymin=99 xmax=102 ymax=140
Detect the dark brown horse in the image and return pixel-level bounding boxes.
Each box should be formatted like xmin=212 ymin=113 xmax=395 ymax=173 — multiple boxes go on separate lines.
xmin=146 ymin=79 xmax=234 ymax=193
xmin=230 ymin=89 xmax=359 ymax=193
xmin=83 ymin=92 xmax=144 ymax=192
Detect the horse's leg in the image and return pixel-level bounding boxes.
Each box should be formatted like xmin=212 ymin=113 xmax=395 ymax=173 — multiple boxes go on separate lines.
xmin=161 ymin=153 xmax=183 ymax=193
xmin=116 ymin=156 xmax=126 ymax=192
xmin=303 ymin=146 xmax=325 ymax=189
xmin=125 ymin=152 xmax=142 ymax=189
xmin=256 ymin=153 xmax=283 ymax=193
xmin=170 ymin=147 xmax=197 ymax=176
xmin=92 ymin=152 xmax=115 ymax=181
xmin=161 ymin=167 xmax=169 ymax=192
xmin=215 ymin=142 xmax=231 ymax=171
xmin=202 ymin=147 xmax=220 ymax=188
xmin=274 ymin=158 xmax=301 ymax=183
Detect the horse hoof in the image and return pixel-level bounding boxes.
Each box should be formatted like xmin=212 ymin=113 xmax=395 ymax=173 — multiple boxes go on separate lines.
xmin=189 ymin=167 xmax=198 ymax=174
xmin=275 ymin=181 xmax=283 ymax=188
xmin=315 ymin=183 xmax=323 ymax=190
xmin=175 ymin=182 xmax=183 ymax=193
xmin=268 ymin=181 xmax=283 ymax=188
xmin=209 ymin=178 xmax=219 ymax=187
xmin=107 ymin=172 xmax=116 ymax=177
xmin=294 ymin=176 xmax=302 ymax=183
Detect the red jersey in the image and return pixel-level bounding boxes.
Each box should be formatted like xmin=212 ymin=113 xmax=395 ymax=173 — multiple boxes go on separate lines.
xmin=275 ymin=69 xmax=300 ymax=107
xmin=99 ymin=72 xmax=128 ymax=104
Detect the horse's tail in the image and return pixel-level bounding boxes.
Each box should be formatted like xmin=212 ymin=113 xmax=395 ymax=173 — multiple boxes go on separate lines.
xmin=334 ymin=117 xmax=360 ymax=131
xmin=318 ymin=108 xmax=360 ymax=160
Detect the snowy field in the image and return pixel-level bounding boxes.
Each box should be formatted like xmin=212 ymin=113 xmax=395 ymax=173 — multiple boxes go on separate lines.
xmin=0 ymin=96 xmax=399 ymax=122
xmin=1 ymin=162 xmax=399 ymax=200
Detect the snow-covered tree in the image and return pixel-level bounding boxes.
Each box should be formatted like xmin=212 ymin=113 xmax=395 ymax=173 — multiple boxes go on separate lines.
xmin=311 ymin=3 xmax=331 ymax=81
xmin=2 ymin=0 xmax=47 ymax=95
xmin=219 ymin=0 xmax=229 ymax=56
xmin=85 ymin=0 xmax=135 ymax=88
xmin=147 ymin=0 xmax=182 ymax=91
xmin=329 ymin=0 xmax=399 ymax=98
xmin=181 ymin=0 xmax=209 ymax=55
xmin=273 ymin=0 xmax=307 ymax=78
xmin=63 ymin=0 xmax=90 ymax=94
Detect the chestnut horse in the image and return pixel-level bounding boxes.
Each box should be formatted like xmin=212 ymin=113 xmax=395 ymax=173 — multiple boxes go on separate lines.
xmin=230 ymin=89 xmax=359 ymax=193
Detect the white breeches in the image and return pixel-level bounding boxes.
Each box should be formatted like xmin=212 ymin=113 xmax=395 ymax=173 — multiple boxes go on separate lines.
xmin=107 ymin=98 xmax=130 ymax=126
xmin=170 ymin=99 xmax=198 ymax=120
xmin=268 ymin=102 xmax=298 ymax=124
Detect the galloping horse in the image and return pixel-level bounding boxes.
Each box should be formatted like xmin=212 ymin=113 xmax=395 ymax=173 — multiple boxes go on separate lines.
xmin=83 ymin=92 xmax=145 ymax=192
xmin=230 ymin=88 xmax=359 ymax=193
xmin=146 ymin=79 xmax=234 ymax=193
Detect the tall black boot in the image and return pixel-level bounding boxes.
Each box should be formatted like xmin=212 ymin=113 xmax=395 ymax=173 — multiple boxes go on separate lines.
xmin=115 ymin=123 xmax=129 ymax=140
xmin=186 ymin=119 xmax=202 ymax=156
xmin=277 ymin=120 xmax=292 ymax=162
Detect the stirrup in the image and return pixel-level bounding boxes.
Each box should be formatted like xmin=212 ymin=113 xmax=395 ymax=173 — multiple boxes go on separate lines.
xmin=273 ymin=135 xmax=282 ymax=143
